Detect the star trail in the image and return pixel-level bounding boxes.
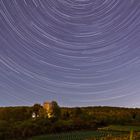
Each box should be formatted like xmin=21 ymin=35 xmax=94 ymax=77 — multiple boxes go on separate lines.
xmin=0 ymin=0 xmax=140 ymax=107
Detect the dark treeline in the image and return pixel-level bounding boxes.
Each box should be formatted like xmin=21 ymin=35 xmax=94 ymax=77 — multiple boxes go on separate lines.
xmin=0 ymin=104 xmax=140 ymax=140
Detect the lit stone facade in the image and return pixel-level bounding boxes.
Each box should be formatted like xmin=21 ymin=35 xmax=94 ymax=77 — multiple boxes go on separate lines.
xmin=43 ymin=101 xmax=54 ymax=118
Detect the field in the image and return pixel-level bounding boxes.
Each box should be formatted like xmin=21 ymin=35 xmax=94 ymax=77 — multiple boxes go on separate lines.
xmin=98 ymin=125 xmax=140 ymax=132
xmin=29 ymin=125 xmax=140 ymax=140
xmin=29 ymin=130 xmax=127 ymax=140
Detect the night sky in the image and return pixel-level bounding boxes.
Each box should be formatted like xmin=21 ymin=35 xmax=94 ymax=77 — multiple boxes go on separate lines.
xmin=0 ymin=0 xmax=140 ymax=107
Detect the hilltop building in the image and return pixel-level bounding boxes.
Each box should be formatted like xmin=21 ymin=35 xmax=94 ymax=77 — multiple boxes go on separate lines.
xmin=32 ymin=101 xmax=60 ymax=119
xmin=43 ymin=101 xmax=54 ymax=118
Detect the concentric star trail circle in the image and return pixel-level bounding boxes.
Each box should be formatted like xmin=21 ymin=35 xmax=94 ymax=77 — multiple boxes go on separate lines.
xmin=0 ymin=0 xmax=140 ymax=107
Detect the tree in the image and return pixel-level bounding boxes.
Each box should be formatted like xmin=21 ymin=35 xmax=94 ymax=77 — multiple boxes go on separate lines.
xmin=73 ymin=107 xmax=82 ymax=118
xmin=61 ymin=111 xmax=70 ymax=120
xmin=51 ymin=101 xmax=61 ymax=121
xmin=32 ymin=104 xmax=42 ymax=118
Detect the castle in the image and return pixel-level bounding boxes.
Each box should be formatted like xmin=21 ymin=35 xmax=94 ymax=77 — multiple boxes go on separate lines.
xmin=43 ymin=101 xmax=54 ymax=118
xmin=32 ymin=101 xmax=59 ymax=119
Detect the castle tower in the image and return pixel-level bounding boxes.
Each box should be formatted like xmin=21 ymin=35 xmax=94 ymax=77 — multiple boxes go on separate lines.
xmin=43 ymin=101 xmax=53 ymax=118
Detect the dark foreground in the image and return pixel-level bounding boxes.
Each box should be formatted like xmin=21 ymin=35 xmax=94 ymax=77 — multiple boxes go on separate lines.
xmin=1 ymin=104 xmax=140 ymax=140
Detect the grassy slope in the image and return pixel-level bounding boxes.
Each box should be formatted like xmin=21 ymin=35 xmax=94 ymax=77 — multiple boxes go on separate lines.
xmin=99 ymin=125 xmax=140 ymax=132
xmin=30 ymin=130 xmax=126 ymax=140
xmin=30 ymin=125 xmax=140 ymax=140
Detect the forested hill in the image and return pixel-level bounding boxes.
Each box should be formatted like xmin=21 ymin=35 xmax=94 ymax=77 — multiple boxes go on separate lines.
xmin=1 ymin=105 xmax=140 ymax=140
xmin=0 ymin=105 xmax=140 ymax=123
xmin=0 ymin=106 xmax=32 ymax=121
